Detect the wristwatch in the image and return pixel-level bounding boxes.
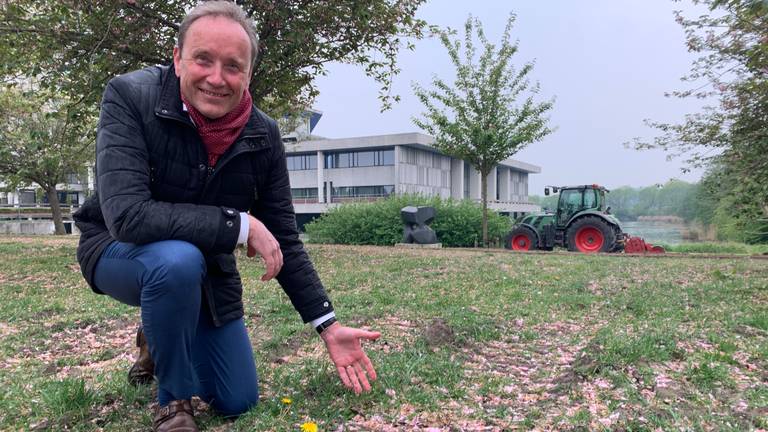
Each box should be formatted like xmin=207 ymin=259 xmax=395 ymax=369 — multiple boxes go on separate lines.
xmin=315 ymin=316 xmax=337 ymax=334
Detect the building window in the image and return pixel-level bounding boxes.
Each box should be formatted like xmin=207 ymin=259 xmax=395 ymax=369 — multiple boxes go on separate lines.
xmin=331 ymin=185 xmax=394 ymax=198
xmin=523 ymin=177 xmax=528 ymax=197
xmin=324 ymin=149 xmax=394 ymax=169
xmin=65 ymin=173 xmax=82 ymax=184
xmin=496 ymin=169 xmax=501 ymax=201
xmin=287 ymin=154 xmax=317 ymax=171
xmin=291 ymin=188 xmax=318 ymax=199
xmin=19 ymin=190 xmax=35 ymax=205
xmin=511 ymin=171 xmax=520 ymax=196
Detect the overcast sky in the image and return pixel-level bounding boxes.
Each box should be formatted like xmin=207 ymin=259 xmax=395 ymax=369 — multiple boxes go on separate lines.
xmin=311 ymin=0 xmax=712 ymax=194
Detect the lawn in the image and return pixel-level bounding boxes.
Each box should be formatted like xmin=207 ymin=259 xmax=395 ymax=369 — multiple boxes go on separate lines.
xmin=0 ymin=236 xmax=766 ymax=431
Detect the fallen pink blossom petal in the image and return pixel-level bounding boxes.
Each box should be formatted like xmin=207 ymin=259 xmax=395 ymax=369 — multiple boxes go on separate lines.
xmin=594 ymin=378 xmax=611 ymax=389
xmin=734 ymin=400 xmax=748 ymax=412
xmin=655 ymin=374 xmax=673 ymax=388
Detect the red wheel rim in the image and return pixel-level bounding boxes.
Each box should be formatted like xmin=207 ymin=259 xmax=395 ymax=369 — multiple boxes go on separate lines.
xmin=575 ymin=227 xmax=604 ymax=253
xmin=511 ymin=234 xmax=531 ymax=251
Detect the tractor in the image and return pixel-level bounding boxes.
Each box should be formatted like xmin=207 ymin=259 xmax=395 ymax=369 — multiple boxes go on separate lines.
xmin=504 ymin=184 xmax=664 ymax=254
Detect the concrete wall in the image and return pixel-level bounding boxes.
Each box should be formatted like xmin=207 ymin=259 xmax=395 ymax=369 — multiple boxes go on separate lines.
xmin=468 ymin=165 xmax=481 ymax=200
xmin=398 ymin=147 xmax=452 ymax=198
xmin=498 ymin=167 xmax=510 ymax=201
xmin=288 ymin=169 xmax=317 ymax=188
xmin=450 ymin=159 xmax=464 ymax=199
xmin=508 ymin=170 xmax=531 ymax=202
xmin=0 ymin=221 xmax=79 ymax=235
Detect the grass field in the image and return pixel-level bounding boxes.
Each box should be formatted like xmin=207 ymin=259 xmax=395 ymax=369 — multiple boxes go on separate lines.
xmin=0 ymin=236 xmax=766 ymax=431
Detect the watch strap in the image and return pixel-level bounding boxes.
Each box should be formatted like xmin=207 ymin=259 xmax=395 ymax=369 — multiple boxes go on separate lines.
xmin=315 ymin=316 xmax=337 ymax=334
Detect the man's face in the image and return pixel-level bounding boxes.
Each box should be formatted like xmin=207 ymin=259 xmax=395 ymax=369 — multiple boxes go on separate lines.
xmin=173 ymin=15 xmax=252 ymax=120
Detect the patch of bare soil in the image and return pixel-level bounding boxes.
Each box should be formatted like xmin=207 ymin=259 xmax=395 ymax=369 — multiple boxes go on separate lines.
xmin=263 ymin=330 xmax=315 ymax=366
xmin=3 ymin=317 xmax=139 ymax=378
xmin=0 ymin=322 xmax=17 ymax=338
xmin=458 ymin=317 xmax=637 ymax=430
xmin=340 ymin=317 xmax=618 ymax=431
xmin=341 ymin=410 xmax=512 ymax=431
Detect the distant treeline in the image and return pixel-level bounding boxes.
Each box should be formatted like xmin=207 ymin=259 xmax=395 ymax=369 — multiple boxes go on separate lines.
xmin=529 ymin=180 xmax=705 ymax=222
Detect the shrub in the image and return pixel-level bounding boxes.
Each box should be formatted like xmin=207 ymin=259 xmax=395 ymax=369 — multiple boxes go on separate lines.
xmin=304 ymin=194 xmax=512 ymax=247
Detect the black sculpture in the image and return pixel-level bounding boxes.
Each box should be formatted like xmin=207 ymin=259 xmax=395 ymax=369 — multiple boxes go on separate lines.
xmin=401 ymin=206 xmax=438 ymax=244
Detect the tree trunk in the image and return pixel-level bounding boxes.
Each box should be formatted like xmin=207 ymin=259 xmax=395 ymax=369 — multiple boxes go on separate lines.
xmin=45 ymin=186 xmax=66 ymax=235
xmin=480 ymin=170 xmax=488 ymax=247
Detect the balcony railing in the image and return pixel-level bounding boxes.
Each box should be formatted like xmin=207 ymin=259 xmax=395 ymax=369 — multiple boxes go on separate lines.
xmin=291 ymin=194 xmax=391 ymax=204
xmin=330 ymin=195 xmax=389 ymax=203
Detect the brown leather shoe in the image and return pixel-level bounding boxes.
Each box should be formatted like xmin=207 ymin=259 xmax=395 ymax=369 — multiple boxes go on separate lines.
xmin=128 ymin=325 xmax=155 ymax=386
xmin=153 ymin=400 xmax=198 ymax=432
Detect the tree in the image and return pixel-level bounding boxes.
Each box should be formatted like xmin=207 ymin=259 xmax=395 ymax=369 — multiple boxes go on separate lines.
xmin=0 ymin=0 xmax=427 ymax=117
xmin=0 ymin=86 xmax=95 ymax=234
xmin=630 ymin=0 xmax=768 ymax=241
xmin=412 ymin=14 xmax=554 ymax=246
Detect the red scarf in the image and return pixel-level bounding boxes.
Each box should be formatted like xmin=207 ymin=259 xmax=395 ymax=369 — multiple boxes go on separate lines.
xmin=182 ymin=90 xmax=253 ymax=167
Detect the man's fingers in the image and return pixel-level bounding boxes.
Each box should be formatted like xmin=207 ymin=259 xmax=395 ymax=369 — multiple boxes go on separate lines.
xmin=261 ymin=255 xmax=276 ymax=281
xmin=337 ymin=366 xmax=353 ymax=389
xmin=354 ymin=362 xmax=371 ymax=392
xmin=272 ymin=240 xmax=283 ymax=274
xmin=361 ymin=355 xmax=377 ymax=382
xmin=356 ymin=329 xmax=381 ymax=341
xmin=248 ymin=215 xmax=283 ymax=281
xmin=260 ymin=242 xmax=283 ymax=281
xmin=346 ymin=365 xmax=362 ymax=394
xmin=276 ymin=245 xmax=283 ymax=271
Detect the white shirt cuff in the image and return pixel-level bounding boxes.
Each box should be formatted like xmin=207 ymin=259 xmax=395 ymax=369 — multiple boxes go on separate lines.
xmin=237 ymin=213 xmax=249 ymax=245
xmin=310 ymin=311 xmax=336 ymax=329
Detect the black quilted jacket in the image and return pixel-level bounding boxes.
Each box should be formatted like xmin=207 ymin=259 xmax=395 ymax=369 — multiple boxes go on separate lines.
xmin=74 ymin=65 xmax=333 ymax=326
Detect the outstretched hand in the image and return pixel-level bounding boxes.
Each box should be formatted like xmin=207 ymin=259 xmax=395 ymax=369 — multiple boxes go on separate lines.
xmin=246 ymin=215 xmax=283 ymax=281
xmin=320 ymin=323 xmax=381 ymax=394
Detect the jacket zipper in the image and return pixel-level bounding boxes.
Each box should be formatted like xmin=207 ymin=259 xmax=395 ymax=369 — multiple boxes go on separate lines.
xmin=199 ymin=134 xmax=266 ymax=327
xmin=200 ymin=134 xmax=266 ymax=198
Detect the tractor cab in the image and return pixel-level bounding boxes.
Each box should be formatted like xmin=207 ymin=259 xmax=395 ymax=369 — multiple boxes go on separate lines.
xmin=546 ymin=185 xmax=609 ymax=227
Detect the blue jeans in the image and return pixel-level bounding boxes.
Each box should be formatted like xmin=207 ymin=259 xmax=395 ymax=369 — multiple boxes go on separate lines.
xmin=93 ymin=240 xmax=259 ymax=416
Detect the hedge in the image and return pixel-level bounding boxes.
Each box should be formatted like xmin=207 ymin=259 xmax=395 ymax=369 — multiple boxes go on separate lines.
xmin=304 ymin=194 xmax=512 ymax=247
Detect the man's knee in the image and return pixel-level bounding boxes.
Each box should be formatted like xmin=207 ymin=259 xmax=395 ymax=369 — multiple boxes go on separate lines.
xmin=143 ymin=240 xmax=206 ymax=295
xmin=211 ymin=387 xmax=259 ymax=418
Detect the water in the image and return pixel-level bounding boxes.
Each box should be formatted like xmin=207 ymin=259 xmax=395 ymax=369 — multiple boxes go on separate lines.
xmin=620 ymin=220 xmax=685 ymax=245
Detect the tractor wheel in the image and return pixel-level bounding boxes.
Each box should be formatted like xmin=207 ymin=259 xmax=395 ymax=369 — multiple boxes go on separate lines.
xmin=504 ymin=226 xmax=538 ymax=251
xmin=611 ymin=228 xmax=625 ymax=252
xmin=566 ymin=216 xmax=617 ymax=253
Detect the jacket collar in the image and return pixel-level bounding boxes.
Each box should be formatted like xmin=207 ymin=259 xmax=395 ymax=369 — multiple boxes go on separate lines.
xmin=154 ymin=64 xmax=268 ymax=138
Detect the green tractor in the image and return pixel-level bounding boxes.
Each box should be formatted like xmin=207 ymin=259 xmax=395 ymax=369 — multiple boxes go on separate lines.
xmin=505 ymin=184 xmax=626 ymax=253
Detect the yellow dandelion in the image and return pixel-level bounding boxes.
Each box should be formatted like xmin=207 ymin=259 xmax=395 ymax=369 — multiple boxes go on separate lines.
xmin=281 ymin=397 xmax=292 ymax=405
xmin=300 ymin=422 xmax=318 ymax=432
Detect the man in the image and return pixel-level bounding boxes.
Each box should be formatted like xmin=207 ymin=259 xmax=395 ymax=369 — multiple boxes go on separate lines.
xmin=73 ymin=2 xmax=380 ymax=431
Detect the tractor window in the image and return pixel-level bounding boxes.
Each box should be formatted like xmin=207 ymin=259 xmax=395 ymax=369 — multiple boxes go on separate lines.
xmin=560 ymin=190 xmax=581 ymax=208
xmin=583 ymin=189 xmax=597 ymax=208
xmin=558 ymin=189 xmax=582 ymax=224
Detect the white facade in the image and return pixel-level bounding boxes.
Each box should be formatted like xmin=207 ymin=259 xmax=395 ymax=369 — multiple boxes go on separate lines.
xmin=0 ymin=166 xmax=92 ymax=207
xmin=286 ymin=132 xmax=541 ymax=217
